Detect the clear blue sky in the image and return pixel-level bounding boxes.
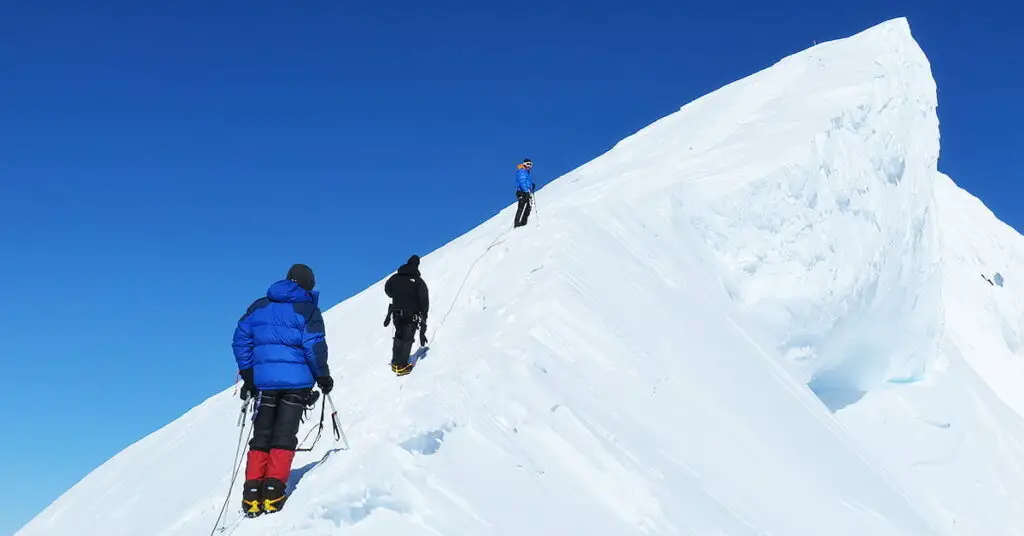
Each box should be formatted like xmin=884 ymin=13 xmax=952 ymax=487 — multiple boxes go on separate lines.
xmin=1 ymin=0 xmax=1020 ymax=532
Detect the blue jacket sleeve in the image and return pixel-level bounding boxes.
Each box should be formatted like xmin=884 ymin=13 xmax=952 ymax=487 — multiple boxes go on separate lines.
xmin=232 ymin=301 xmax=260 ymax=371
xmin=303 ymin=307 xmax=330 ymax=378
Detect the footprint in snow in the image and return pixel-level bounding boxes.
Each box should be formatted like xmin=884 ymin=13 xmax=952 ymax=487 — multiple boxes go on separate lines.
xmin=315 ymin=487 xmax=408 ymax=525
xmin=399 ymin=423 xmax=455 ymax=456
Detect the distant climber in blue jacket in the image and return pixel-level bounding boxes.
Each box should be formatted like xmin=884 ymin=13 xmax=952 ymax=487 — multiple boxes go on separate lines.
xmin=232 ymin=263 xmax=334 ymax=517
xmin=514 ymin=158 xmax=535 ymax=228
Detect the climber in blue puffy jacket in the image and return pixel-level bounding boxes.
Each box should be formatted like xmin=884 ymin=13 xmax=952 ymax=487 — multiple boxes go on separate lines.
xmin=232 ymin=263 xmax=334 ymax=517
xmin=232 ymin=263 xmax=332 ymax=391
xmin=513 ymin=158 xmax=535 ymax=228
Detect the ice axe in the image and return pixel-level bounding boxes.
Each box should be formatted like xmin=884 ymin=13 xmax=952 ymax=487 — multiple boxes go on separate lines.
xmin=530 ymin=185 xmax=539 ymax=224
xmin=236 ymin=392 xmax=256 ymax=427
xmin=325 ymin=393 xmax=350 ymax=450
xmin=236 ymin=398 xmax=248 ymax=427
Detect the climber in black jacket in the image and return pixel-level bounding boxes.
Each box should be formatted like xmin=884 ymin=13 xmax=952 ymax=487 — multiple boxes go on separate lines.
xmin=384 ymin=255 xmax=430 ymax=375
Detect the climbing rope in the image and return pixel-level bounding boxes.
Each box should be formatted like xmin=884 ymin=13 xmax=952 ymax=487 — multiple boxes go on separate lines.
xmin=210 ymin=397 xmax=255 ymax=535
xmin=208 ymin=217 xmax=523 ymax=535
xmin=209 ymin=391 xmax=348 ymax=534
xmin=429 ymin=226 xmax=513 ymax=344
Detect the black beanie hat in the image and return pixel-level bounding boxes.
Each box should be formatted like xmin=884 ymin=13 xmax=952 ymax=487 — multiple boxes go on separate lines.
xmin=286 ymin=263 xmax=315 ymax=291
xmin=407 ymin=255 xmax=420 ymax=267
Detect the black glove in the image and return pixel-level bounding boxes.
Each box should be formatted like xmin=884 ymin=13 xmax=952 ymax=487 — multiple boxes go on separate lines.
xmin=239 ymin=369 xmax=258 ymax=401
xmin=317 ymin=375 xmax=334 ymax=395
xmin=419 ymin=325 xmax=428 ymax=346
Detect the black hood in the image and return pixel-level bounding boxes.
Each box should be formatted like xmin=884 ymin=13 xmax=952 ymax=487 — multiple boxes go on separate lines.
xmin=396 ymin=255 xmax=420 ymax=277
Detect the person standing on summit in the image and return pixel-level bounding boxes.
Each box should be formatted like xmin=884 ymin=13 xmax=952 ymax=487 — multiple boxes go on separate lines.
xmin=513 ymin=158 xmax=535 ymax=228
xmin=232 ymin=263 xmax=334 ymax=517
xmin=384 ymin=255 xmax=430 ymax=376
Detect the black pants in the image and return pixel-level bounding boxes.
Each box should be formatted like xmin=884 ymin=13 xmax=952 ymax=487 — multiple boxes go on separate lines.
xmin=391 ymin=313 xmax=419 ymax=369
xmin=250 ymin=389 xmax=311 ymax=452
xmin=514 ymin=191 xmax=531 ymax=227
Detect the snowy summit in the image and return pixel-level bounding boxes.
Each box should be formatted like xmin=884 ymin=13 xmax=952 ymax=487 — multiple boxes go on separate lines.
xmin=19 ymin=17 xmax=1024 ymax=536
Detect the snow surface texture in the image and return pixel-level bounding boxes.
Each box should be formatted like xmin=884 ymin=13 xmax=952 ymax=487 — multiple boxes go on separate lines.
xmin=19 ymin=17 xmax=1024 ymax=536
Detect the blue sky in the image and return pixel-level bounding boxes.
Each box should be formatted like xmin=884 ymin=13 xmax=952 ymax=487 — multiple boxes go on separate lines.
xmin=1 ymin=0 xmax=1020 ymax=532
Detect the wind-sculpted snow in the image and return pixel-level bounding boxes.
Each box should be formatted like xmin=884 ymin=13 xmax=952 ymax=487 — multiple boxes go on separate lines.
xmin=19 ymin=17 xmax=1024 ymax=536
xmin=680 ymin=17 xmax=943 ymax=411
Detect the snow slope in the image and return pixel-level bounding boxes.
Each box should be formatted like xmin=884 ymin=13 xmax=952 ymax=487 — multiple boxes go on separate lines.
xmin=19 ymin=17 xmax=1024 ymax=536
xmin=934 ymin=171 xmax=1024 ymax=416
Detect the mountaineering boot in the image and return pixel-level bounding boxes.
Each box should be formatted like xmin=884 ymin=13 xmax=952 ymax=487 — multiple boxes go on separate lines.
xmin=241 ymin=449 xmax=269 ymax=516
xmin=392 ymin=362 xmax=413 ymax=376
xmin=261 ymin=478 xmax=288 ymax=513
xmin=242 ymin=479 xmax=263 ymax=517
xmin=260 ymin=448 xmax=294 ymax=514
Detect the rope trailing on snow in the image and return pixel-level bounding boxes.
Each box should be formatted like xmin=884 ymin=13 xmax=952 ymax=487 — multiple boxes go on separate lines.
xmin=429 ymin=226 xmax=512 ymax=344
xmin=210 ymin=396 xmax=255 ymax=535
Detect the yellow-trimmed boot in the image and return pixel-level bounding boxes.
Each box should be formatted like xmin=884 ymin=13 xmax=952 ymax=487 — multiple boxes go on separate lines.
xmin=261 ymin=478 xmax=288 ymax=514
xmin=241 ymin=479 xmax=263 ymax=517
xmin=392 ymin=363 xmax=414 ymax=376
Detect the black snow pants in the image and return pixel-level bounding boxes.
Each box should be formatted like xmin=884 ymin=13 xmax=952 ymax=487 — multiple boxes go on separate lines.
xmin=249 ymin=388 xmax=312 ymax=452
xmin=391 ymin=311 xmax=420 ymax=370
xmin=514 ymin=190 xmax=532 ymax=227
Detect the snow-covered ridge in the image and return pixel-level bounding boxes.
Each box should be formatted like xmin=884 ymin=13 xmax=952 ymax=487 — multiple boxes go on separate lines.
xmin=685 ymin=16 xmax=943 ymax=410
xmin=20 ymin=17 xmax=1024 ymax=536
xmin=934 ymin=170 xmax=1024 ymax=416
xmin=532 ymin=16 xmax=945 ymax=409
